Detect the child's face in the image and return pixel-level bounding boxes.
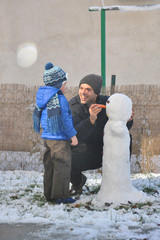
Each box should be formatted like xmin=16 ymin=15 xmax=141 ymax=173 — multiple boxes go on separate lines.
xmin=60 ymin=81 xmax=67 ymax=93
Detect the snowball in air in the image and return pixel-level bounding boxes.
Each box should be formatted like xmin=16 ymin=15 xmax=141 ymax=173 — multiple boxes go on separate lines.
xmin=17 ymin=43 xmax=37 ymax=68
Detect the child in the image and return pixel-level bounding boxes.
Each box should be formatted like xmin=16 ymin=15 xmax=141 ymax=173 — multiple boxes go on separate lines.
xmin=33 ymin=62 xmax=78 ymax=204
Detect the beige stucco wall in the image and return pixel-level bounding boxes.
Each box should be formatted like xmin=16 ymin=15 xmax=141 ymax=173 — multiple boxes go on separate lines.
xmin=0 ymin=0 xmax=160 ymax=87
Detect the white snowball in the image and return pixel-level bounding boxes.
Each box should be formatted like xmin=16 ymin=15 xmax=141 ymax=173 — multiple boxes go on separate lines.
xmin=17 ymin=43 xmax=37 ymax=68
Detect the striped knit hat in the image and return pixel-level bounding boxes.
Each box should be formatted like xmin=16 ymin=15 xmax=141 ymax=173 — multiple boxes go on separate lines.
xmin=43 ymin=62 xmax=67 ymax=89
xmin=79 ymin=74 xmax=103 ymax=95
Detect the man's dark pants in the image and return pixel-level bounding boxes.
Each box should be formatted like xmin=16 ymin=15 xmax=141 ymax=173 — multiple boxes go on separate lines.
xmin=70 ymin=143 xmax=102 ymax=187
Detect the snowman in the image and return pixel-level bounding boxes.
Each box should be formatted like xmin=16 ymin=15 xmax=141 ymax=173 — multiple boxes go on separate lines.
xmin=94 ymin=93 xmax=148 ymax=205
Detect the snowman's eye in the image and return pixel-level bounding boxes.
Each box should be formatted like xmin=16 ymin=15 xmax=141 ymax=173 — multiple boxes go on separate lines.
xmin=107 ymin=100 xmax=110 ymax=104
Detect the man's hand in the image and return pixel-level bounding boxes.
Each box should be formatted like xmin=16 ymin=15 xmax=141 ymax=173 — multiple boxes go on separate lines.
xmin=89 ymin=104 xmax=102 ymax=125
xmin=129 ymin=107 xmax=134 ymax=121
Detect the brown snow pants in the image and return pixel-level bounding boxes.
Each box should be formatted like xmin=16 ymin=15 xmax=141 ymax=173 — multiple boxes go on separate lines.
xmin=43 ymin=140 xmax=71 ymax=201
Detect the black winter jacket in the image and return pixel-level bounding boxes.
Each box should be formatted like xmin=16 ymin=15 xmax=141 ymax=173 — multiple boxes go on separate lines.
xmin=69 ymin=94 xmax=133 ymax=154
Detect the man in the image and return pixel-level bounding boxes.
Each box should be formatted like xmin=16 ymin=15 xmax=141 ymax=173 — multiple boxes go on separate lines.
xmin=69 ymin=74 xmax=133 ymax=195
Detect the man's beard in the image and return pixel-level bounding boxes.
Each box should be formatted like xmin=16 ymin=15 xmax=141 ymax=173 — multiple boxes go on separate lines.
xmin=80 ymin=96 xmax=97 ymax=108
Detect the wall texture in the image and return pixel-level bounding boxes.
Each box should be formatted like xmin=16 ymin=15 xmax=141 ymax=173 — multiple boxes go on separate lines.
xmin=0 ymin=0 xmax=160 ymax=87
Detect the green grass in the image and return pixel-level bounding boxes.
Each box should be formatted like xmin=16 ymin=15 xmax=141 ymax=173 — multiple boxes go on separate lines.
xmin=31 ymin=194 xmax=46 ymax=206
xmin=115 ymin=201 xmax=153 ymax=211
xmin=85 ymin=184 xmax=101 ymax=195
xmin=143 ymin=187 xmax=159 ymax=195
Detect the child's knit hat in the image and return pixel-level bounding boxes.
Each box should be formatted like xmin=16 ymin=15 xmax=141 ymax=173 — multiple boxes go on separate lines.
xmin=43 ymin=62 xmax=67 ymax=89
xmin=79 ymin=74 xmax=103 ymax=95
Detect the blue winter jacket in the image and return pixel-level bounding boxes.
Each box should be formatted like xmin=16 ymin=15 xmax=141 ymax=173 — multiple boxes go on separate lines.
xmin=36 ymin=86 xmax=77 ymax=140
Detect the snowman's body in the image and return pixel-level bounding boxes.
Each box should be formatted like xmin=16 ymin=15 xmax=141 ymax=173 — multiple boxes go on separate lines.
xmin=95 ymin=93 xmax=146 ymax=205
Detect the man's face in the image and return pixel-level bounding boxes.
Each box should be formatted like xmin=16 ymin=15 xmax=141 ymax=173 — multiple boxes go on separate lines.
xmin=79 ymin=83 xmax=97 ymax=105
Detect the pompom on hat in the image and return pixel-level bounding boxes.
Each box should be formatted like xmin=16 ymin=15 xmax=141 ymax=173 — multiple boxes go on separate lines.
xmin=43 ymin=62 xmax=67 ymax=89
xmin=79 ymin=74 xmax=103 ymax=95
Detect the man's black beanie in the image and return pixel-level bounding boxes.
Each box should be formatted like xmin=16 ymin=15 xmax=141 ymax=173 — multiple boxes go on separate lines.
xmin=79 ymin=74 xmax=103 ymax=95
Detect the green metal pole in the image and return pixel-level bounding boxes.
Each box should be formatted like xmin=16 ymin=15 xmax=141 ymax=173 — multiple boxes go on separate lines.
xmin=101 ymin=9 xmax=106 ymax=88
xmin=111 ymin=75 xmax=116 ymax=95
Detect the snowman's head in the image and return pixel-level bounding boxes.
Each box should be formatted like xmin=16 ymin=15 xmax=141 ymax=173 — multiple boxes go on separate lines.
xmin=106 ymin=93 xmax=132 ymax=122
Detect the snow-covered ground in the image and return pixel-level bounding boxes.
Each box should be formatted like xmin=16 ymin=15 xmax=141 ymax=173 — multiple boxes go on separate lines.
xmin=0 ymin=170 xmax=160 ymax=239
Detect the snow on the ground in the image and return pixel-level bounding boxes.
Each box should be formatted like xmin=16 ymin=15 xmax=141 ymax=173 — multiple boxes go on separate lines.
xmin=0 ymin=170 xmax=160 ymax=239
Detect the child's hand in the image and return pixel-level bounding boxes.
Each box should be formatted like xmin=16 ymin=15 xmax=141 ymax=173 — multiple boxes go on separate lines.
xmin=71 ymin=136 xmax=78 ymax=146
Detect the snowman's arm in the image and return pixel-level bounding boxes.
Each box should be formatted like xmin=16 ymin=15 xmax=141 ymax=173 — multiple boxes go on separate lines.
xmin=109 ymin=121 xmax=126 ymax=136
